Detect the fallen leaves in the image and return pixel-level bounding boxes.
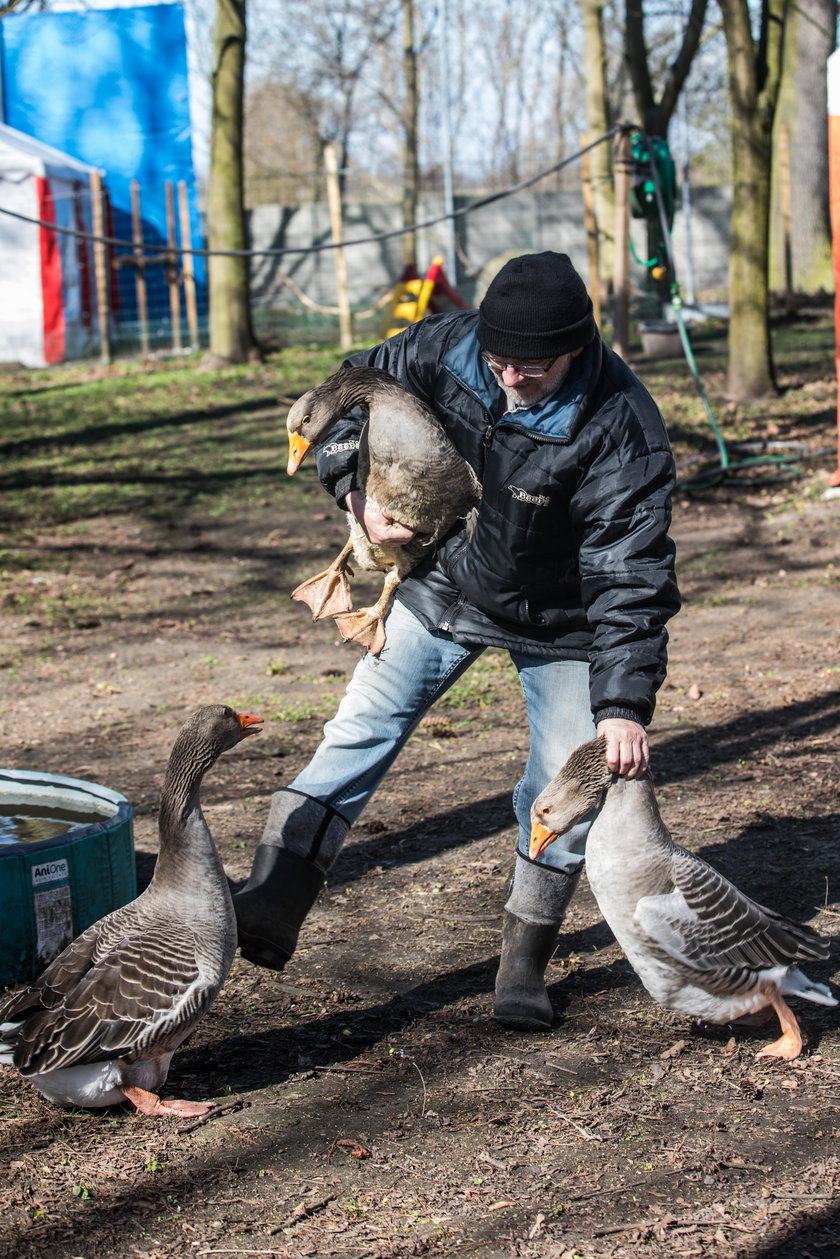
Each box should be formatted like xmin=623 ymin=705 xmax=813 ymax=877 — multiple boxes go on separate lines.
xmin=331 ymin=1138 xmax=371 ymax=1160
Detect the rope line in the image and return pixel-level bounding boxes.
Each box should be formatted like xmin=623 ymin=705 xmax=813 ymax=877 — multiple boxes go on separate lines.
xmin=0 ymin=127 xmax=624 ymax=259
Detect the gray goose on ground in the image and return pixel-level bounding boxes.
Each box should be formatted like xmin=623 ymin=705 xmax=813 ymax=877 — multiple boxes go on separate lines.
xmin=0 ymin=705 xmax=262 ymax=1116
xmin=529 ymin=736 xmax=836 ymax=1060
xmin=286 ymin=365 xmax=481 ymax=654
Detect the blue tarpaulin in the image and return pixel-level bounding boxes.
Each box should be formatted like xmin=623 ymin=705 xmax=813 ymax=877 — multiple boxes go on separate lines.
xmin=0 ymin=2 xmax=206 ymax=335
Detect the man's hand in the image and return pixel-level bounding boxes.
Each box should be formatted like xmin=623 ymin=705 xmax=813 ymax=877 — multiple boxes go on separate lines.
xmin=596 ymin=717 xmax=649 ymax=779
xmin=347 ymin=490 xmax=416 ymax=545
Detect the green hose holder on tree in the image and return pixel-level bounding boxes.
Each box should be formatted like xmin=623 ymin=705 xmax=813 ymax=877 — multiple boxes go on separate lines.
xmin=630 ymin=132 xmax=677 ymax=275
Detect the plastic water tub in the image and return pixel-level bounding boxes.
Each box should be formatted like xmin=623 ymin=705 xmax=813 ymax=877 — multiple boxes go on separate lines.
xmin=0 ymin=769 xmax=135 ymax=988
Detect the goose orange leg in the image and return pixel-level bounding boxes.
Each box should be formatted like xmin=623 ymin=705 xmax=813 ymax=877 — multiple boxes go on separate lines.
xmin=755 ymin=988 xmax=804 ymax=1061
xmin=120 ymin=1084 xmax=216 ymax=1118
xmin=333 ymin=569 xmax=401 ymax=656
xmin=291 ymin=539 xmax=354 ymax=619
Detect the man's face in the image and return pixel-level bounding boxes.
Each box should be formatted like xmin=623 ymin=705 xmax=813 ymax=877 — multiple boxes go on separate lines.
xmin=484 ymin=347 xmax=582 ymax=407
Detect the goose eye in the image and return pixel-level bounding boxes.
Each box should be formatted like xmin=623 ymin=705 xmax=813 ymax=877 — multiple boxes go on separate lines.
xmin=540 ymin=806 xmax=551 ymax=817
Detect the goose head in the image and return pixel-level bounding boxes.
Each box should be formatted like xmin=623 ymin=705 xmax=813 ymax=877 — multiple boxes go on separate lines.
xmin=285 ymin=366 xmax=403 ymax=475
xmin=286 ymin=389 xmax=336 ymax=474
xmin=529 ymin=735 xmax=612 ymax=860
xmin=164 ymin=705 xmax=263 ymax=791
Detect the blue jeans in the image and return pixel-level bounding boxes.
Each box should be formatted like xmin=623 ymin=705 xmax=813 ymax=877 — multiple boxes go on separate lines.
xmin=290 ymin=602 xmax=596 ymax=873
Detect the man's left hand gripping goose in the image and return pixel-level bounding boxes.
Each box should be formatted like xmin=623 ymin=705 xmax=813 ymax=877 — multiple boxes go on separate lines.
xmin=0 ymin=705 xmax=262 ymax=1117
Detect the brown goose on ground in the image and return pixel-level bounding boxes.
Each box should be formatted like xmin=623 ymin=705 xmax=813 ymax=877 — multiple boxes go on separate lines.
xmin=0 ymin=705 xmax=262 ymax=1116
xmin=286 ymin=365 xmax=481 ymax=654
xmin=530 ymin=737 xmax=836 ymax=1060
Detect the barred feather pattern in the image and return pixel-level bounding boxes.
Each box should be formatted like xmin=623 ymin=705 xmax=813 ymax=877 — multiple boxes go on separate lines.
xmin=531 ymin=737 xmax=835 ymax=1025
xmin=0 ymin=705 xmax=245 ymax=1101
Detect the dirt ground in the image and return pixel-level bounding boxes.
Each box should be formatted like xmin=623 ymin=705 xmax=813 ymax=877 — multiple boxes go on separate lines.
xmin=1 ymin=351 xmax=840 ymax=1258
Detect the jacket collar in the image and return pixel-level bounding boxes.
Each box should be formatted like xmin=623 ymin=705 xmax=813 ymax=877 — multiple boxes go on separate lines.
xmin=443 ymin=328 xmax=599 ymax=439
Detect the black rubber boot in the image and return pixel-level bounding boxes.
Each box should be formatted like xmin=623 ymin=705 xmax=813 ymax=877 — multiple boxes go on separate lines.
xmin=233 ymin=788 xmax=348 ymax=971
xmin=492 ymin=857 xmax=580 ymax=1031
xmin=493 ymin=914 xmax=561 ymax=1030
xmin=233 ymin=846 xmax=325 ymax=970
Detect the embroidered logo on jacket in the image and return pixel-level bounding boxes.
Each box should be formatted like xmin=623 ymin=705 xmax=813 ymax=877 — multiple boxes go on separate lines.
xmin=322 ymin=439 xmax=360 ymax=457
xmin=508 ymin=484 xmax=550 ymax=507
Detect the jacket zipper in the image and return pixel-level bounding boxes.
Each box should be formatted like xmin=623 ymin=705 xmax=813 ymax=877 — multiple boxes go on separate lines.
xmin=439 ymin=592 xmax=466 ymax=634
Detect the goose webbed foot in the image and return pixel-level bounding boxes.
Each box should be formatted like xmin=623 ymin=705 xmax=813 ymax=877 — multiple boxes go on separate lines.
xmin=121 ymin=1084 xmax=216 ymax=1118
xmin=332 ymin=569 xmax=401 ymax=656
xmin=333 ymin=607 xmax=388 ymax=656
xmin=754 ymin=990 xmax=804 ymax=1061
xmin=291 ymin=540 xmax=354 ymax=619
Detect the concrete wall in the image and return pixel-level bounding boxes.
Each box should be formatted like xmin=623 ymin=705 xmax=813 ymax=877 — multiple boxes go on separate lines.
xmin=248 ymin=185 xmax=733 ymax=318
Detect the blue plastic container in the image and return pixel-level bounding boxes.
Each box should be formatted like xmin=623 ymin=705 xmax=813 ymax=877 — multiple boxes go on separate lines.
xmin=0 ymin=769 xmax=135 ymax=988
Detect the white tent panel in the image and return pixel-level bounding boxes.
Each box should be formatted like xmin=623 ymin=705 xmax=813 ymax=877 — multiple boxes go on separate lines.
xmin=0 ymin=122 xmax=100 ymax=366
xmin=0 ymin=176 xmax=44 ymax=366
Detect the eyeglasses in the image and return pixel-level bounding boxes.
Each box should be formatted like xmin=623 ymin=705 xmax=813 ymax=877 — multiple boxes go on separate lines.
xmin=481 ymin=351 xmax=559 ymax=379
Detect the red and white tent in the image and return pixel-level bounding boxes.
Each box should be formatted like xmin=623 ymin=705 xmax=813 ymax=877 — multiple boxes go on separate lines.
xmin=0 ymin=123 xmax=100 ymax=367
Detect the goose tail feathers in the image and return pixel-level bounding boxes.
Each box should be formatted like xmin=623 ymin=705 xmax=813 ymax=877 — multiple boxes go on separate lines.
xmin=780 ymin=969 xmax=837 ymax=1007
xmin=0 ymin=1021 xmax=22 ymax=1064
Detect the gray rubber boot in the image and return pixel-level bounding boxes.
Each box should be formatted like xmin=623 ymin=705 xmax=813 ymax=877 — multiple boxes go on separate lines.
xmin=233 ymin=789 xmax=348 ymax=971
xmin=493 ymin=855 xmax=581 ymax=1031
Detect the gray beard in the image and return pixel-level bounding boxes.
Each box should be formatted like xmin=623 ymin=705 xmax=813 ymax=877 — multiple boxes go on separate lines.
xmin=495 ymin=357 xmax=574 ymax=410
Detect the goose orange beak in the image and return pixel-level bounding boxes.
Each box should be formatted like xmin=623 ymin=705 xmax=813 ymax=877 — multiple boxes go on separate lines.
xmin=287 ymin=432 xmax=312 ymax=475
xmin=237 ymin=713 xmax=264 ymax=739
xmin=529 ymin=821 xmax=557 ymax=861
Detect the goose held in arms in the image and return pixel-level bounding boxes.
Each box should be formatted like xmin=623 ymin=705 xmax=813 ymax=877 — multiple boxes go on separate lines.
xmin=529 ymin=737 xmax=836 ymax=1060
xmin=0 ymin=705 xmax=263 ymax=1117
xmin=286 ymin=365 xmax=481 ymax=655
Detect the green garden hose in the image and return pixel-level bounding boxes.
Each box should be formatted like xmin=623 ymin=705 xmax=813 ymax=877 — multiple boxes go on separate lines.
xmin=635 ymin=127 xmax=824 ymax=491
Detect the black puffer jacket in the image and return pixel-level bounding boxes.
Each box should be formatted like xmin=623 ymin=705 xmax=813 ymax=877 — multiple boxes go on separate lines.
xmin=313 ymin=310 xmax=680 ymax=725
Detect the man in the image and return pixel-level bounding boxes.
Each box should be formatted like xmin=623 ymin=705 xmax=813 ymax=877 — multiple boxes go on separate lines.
xmin=234 ymin=251 xmax=680 ymax=1030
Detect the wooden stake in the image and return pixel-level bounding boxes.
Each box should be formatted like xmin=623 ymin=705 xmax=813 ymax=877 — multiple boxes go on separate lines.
xmin=130 ymin=180 xmax=149 ymax=356
xmin=580 ymin=133 xmax=601 ymax=326
xmin=90 ymin=169 xmax=111 ymax=366
xmin=324 ymin=142 xmax=353 ymax=352
xmin=178 ymin=181 xmax=200 ymax=350
xmin=165 ymin=180 xmax=182 ymax=352
xmin=613 ymin=128 xmax=632 ymax=361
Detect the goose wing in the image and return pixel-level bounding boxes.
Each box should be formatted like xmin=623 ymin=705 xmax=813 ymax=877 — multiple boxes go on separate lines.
xmin=0 ymin=919 xmax=105 ymax=1025
xmin=11 ymin=919 xmax=217 ymax=1076
xmin=365 ymin=415 xmax=483 ymax=533
xmin=357 ymin=420 xmax=372 ymax=490
xmin=634 ymin=847 xmax=829 ymax=974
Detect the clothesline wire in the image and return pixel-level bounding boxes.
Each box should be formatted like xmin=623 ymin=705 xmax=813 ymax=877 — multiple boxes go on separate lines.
xmin=0 ymin=126 xmax=624 ymax=259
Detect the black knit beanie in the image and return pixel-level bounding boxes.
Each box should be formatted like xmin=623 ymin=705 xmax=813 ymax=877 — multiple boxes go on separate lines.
xmin=477 ymin=251 xmax=596 ymax=359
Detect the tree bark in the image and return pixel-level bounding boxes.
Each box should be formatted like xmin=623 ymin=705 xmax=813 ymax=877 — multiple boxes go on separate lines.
xmin=581 ymin=0 xmax=615 ymax=287
xmin=625 ymin=0 xmax=709 ymax=139
xmin=400 ymin=0 xmax=419 ymax=271
xmin=720 ymin=0 xmax=789 ymax=400
xmin=206 ymin=0 xmax=255 ymax=366
xmin=770 ymin=0 xmax=835 ymax=293
xmin=623 ymin=0 xmax=709 ymax=301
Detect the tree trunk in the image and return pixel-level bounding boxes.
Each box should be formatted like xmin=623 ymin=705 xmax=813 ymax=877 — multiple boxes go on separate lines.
xmin=770 ymin=0 xmax=835 ymax=293
xmin=581 ymin=0 xmax=614 ymax=288
xmin=206 ymin=0 xmax=254 ymax=366
xmin=623 ymin=0 xmax=709 ymax=302
xmin=625 ymin=0 xmax=709 ymax=140
xmin=720 ymin=0 xmax=789 ymax=400
xmin=400 ymin=0 xmax=419 ymax=272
